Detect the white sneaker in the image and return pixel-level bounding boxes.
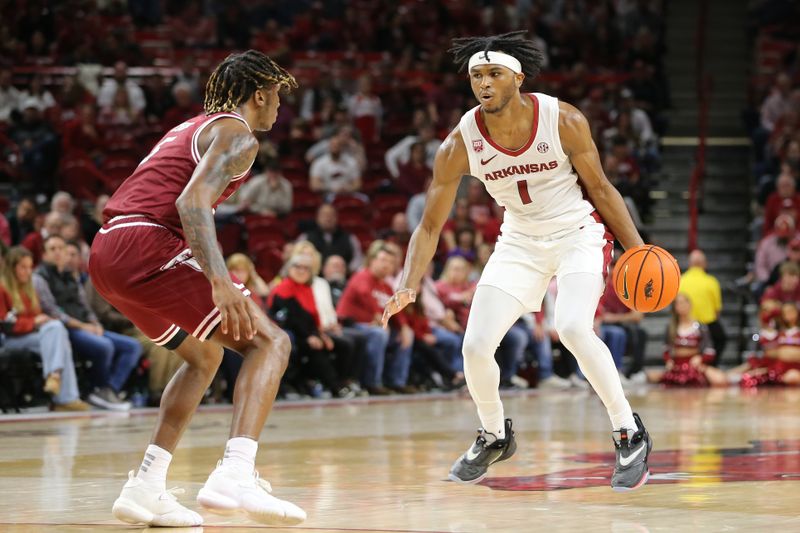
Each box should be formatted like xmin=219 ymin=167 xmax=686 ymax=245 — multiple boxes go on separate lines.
xmin=112 ymin=471 xmax=203 ymax=527
xmin=569 ymin=374 xmax=590 ymax=389
xmin=197 ymin=461 xmax=306 ymax=525
xmin=538 ymin=375 xmax=572 ymax=390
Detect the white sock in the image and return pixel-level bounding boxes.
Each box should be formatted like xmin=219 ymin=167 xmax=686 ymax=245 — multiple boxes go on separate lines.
xmin=609 ymin=406 xmax=638 ymax=434
xmin=136 ymin=444 xmax=172 ymax=490
xmin=221 ymin=437 xmax=258 ymax=474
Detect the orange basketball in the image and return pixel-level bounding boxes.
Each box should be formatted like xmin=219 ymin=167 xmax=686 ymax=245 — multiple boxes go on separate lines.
xmin=612 ymin=244 xmax=680 ymax=312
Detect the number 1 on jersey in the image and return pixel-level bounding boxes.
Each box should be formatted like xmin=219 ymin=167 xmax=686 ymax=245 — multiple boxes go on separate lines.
xmin=517 ymin=180 xmax=532 ymax=205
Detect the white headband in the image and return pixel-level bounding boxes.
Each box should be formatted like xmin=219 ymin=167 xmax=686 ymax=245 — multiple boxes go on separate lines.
xmin=468 ymin=50 xmax=522 ymax=74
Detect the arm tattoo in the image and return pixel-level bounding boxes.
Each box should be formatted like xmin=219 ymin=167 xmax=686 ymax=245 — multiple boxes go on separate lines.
xmin=179 ymin=132 xmax=256 ymax=282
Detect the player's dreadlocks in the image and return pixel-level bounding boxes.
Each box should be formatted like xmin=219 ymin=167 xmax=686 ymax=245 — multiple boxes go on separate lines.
xmin=204 ymin=50 xmax=298 ymax=114
xmin=448 ymin=30 xmax=545 ymax=78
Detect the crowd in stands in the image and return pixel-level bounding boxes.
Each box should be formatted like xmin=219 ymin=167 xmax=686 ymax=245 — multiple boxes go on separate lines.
xmin=0 ymin=1 xmax=692 ymax=411
xmin=726 ymin=2 xmax=800 ymax=390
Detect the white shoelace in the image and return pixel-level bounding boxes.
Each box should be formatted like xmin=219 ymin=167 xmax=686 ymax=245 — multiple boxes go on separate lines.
xmin=254 ymin=471 xmax=272 ymax=493
xmin=163 ymin=487 xmax=185 ymax=501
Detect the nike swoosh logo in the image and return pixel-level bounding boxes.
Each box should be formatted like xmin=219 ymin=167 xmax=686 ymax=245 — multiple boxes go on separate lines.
xmin=619 ymin=443 xmax=646 ymax=466
xmin=466 ymin=446 xmax=481 ymax=461
xmin=622 ymin=264 xmax=630 ymax=300
xmin=480 ymin=154 xmax=498 ymax=165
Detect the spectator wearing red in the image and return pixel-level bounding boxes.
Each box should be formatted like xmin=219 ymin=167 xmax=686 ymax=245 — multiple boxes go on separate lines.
xmin=22 ymin=211 xmax=64 ymax=265
xmin=161 ymin=82 xmax=203 ymax=131
xmin=336 ymin=243 xmax=413 ymax=394
xmin=763 ymin=171 xmax=800 ymax=235
xmin=347 ymin=75 xmax=382 ymax=144
xmin=762 ymin=261 xmax=800 ymax=306
xmin=62 ymin=104 xmax=105 ymax=159
xmin=395 ymin=141 xmax=431 ymax=196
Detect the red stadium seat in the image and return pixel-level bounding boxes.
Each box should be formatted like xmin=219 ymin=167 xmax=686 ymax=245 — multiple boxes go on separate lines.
xmin=247 ymin=227 xmax=286 ymax=254
xmin=252 ymin=247 xmax=284 ymax=282
xmin=217 ymin=221 xmax=244 ymax=257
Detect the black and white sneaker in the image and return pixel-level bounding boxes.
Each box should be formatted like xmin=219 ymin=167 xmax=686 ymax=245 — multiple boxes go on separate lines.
xmin=448 ymin=418 xmax=516 ymax=484
xmin=611 ymin=412 xmax=652 ymax=492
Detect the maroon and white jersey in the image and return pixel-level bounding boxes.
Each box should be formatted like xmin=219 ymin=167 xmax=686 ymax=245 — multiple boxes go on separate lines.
xmin=665 ymin=321 xmax=715 ymax=359
xmin=104 ymin=112 xmax=253 ymax=238
xmin=777 ymin=326 xmax=800 ymax=347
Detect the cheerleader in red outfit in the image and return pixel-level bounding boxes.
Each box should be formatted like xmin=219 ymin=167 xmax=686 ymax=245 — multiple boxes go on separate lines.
xmin=731 ymin=300 xmax=780 ymax=385
xmin=742 ymin=302 xmax=800 ymax=387
xmin=648 ymin=293 xmax=728 ymax=386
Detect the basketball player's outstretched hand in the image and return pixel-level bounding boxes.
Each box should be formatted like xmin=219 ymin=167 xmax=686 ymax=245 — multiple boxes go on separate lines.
xmin=213 ymin=281 xmax=257 ymax=341
xmin=381 ymin=288 xmax=416 ymax=329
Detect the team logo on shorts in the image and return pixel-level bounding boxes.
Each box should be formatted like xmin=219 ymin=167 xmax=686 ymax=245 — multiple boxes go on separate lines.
xmin=537 ymin=142 xmax=549 ymax=153
xmin=472 ymin=139 xmax=484 ymax=153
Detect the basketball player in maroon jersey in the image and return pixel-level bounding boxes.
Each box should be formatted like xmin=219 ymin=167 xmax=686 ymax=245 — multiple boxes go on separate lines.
xmin=89 ymin=51 xmax=305 ymax=526
xmin=382 ymin=32 xmax=653 ymax=490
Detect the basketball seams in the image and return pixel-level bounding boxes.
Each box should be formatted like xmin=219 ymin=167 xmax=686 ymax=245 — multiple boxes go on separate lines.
xmin=653 ymin=248 xmax=665 ymax=310
xmin=633 ymin=245 xmax=654 ymax=311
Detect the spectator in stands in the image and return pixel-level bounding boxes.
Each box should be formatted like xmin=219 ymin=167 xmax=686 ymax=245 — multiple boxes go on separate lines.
xmin=755 ymin=213 xmax=796 ymax=290
xmin=0 ymin=247 xmax=89 ymax=411
xmin=174 ymin=55 xmax=202 ymax=102
xmin=33 ymin=235 xmax=138 ymax=411
xmin=0 ymin=67 xmax=21 ymax=123
xmin=761 ymin=72 xmax=793 ymax=132
xmin=84 ymin=276 xmax=183 ymax=407
xmin=393 ymin=142 xmax=432 ymax=196
xmin=762 ymin=261 xmax=800 ymax=306
xmin=269 ymin=253 xmax=356 ymax=398
xmin=336 ymin=242 xmax=414 ymax=395
xmin=10 ymin=98 xmax=59 ymax=184
xmin=50 ymin=191 xmax=76 ymax=215
xmin=405 ymin=177 xmax=430 ymax=232
xmin=446 ymin=228 xmax=478 ymax=263
xmin=384 ymin=122 xmax=440 ymax=180
xmin=763 ymin=171 xmax=800 ymax=235
xmin=347 ymin=74 xmax=382 ymax=143
xmin=233 ymin=158 xmax=292 ymax=217
xmin=8 ymin=197 xmax=36 ymax=245
xmin=299 ymin=203 xmax=363 ymax=273
xmin=378 ymin=212 xmax=411 ymax=250
xmin=226 ymin=253 xmax=271 ymax=309
xmin=322 ymin=254 xmax=348 ymax=308
xmin=142 ymin=73 xmax=173 ymax=123
xmin=305 ymin=126 xmax=366 ymax=170
xmin=80 ymin=194 xmax=108 ymax=245
xmin=309 ymin=135 xmax=362 ymax=198
xmin=98 ymin=86 xmax=144 ymax=128
xmin=601 ymin=259 xmax=648 ymax=377
xmin=20 ymin=75 xmax=56 ymax=114
xmin=435 ymin=256 xmax=476 ymax=331
xmin=97 ymin=61 xmax=146 ymax=114
xmin=62 ymin=103 xmax=105 ymax=161
xmin=766 ymin=236 xmax=800 ymax=288
xmin=161 ymin=81 xmax=203 ymax=130
xmin=610 ymin=135 xmax=651 ymax=219
xmin=22 ymin=211 xmax=64 ymax=264
xmin=442 ymin=198 xmax=479 ymax=252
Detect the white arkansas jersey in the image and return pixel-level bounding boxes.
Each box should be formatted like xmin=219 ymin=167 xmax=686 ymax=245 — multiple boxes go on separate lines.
xmin=458 ymin=92 xmax=595 ymax=236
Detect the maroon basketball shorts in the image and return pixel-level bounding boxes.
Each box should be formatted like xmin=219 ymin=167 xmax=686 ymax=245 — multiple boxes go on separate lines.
xmin=89 ymin=215 xmax=249 ymax=349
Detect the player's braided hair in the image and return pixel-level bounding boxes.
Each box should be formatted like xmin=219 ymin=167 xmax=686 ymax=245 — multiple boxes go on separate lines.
xmin=204 ymin=50 xmax=298 ymax=114
xmin=448 ymin=30 xmax=545 ymax=78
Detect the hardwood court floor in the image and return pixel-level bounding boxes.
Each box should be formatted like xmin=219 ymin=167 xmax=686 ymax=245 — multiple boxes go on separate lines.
xmin=1 ymin=386 xmax=799 ymax=533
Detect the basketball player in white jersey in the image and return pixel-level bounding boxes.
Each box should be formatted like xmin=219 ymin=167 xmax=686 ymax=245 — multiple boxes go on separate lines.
xmin=382 ymin=31 xmax=652 ymax=491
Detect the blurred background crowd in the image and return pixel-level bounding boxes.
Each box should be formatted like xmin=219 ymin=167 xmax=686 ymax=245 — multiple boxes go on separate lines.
xmin=0 ymin=0 xmax=798 ymax=412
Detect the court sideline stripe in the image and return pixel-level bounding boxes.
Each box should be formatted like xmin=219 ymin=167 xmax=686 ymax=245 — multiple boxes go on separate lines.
xmin=0 ymin=522 xmax=452 ymax=533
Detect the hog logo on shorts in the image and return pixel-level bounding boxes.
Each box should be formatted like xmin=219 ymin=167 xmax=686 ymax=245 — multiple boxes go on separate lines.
xmin=480 ymin=439 xmax=800 ymax=492
xmin=644 ymin=279 xmax=654 ymax=299
xmin=537 ymin=142 xmax=549 ymax=153
xmin=472 ymin=139 xmax=484 ymax=153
